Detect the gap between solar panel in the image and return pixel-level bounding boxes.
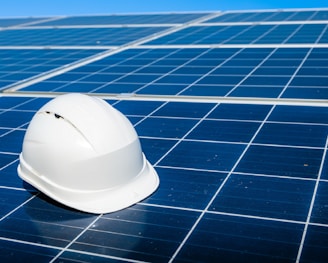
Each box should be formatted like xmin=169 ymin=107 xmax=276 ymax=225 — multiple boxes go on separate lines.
xmin=17 ymin=93 xmax=159 ymax=214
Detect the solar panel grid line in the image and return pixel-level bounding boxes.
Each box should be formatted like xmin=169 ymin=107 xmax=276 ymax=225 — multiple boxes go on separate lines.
xmin=296 ymin=136 xmax=328 ymax=262
xmin=168 ymin=103 xmax=279 ymax=262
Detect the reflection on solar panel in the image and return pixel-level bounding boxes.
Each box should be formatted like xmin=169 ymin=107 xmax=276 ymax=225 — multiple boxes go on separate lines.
xmin=1 ymin=8 xmax=328 ymax=263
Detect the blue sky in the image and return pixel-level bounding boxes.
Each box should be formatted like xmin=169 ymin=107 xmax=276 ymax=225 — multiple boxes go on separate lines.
xmin=1 ymin=0 xmax=327 ymax=17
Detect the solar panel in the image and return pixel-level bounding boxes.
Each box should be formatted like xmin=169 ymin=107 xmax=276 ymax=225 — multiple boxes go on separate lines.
xmin=0 ymin=27 xmax=170 ymax=47
xmin=204 ymin=10 xmax=328 ymax=23
xmin=1 ymin=8 xmax=328 ymax=263
xmin=0 ymin=17 xmax=48 ymax=27
xmin=33 ymin=13 xmax=211 ymax=26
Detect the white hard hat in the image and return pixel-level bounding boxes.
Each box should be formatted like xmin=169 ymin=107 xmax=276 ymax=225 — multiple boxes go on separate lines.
xmin=17 ymin=93 xmax=159 ymax=214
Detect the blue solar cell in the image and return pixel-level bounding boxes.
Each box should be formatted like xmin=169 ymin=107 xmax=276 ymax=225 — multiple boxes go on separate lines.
xmin=252 ymin=67 xmax=297 ymax=75
xmin=210 ymin=173 xmax=315 ymax=221
xmin=198 ymin=75 xmax=244 ymax=85
xmin=236 ymin=145 xmax=323 ymax=179
xmin=114 ymin=100 xmax=164 ymax=116
xmin=240 ymin=76 xmax=291 ymax=86
xmin=0 ymin=111 xmax=34 ymax=129
xmin=208 ymin=103 xmax=272 ymax=121
xmin=136 ymin=117 xmax=198 ymax=139
xmin=152 ymin=101 xmax=215 ymax=118
xmin=211 ymin=67 xmax=254 ymax=75
xmin=254 ymin=123 xmax=328 ymax=147
xmin=290 ymin=76 xmax=328 ymax=87
xmin=186 ymin=120 xmax=261 ymax=143
xmin=97 ymin=83 xmax=144 ymax=94
xmin=181 ymin=85 xmax=233 ymax=96
xmin=0 ymin=96 xmax=33 ymax=109
xmin=282 ymin=87 xmax=328 ymax=99
xmin=56 ymin=82 xmax=103 ymax=93
xmin=269 ymin=105 xmax=328 ymax=124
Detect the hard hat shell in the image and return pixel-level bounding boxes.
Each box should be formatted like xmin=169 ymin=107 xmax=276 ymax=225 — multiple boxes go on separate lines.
xmin=18 ymin=93 xmax=159 ymax=214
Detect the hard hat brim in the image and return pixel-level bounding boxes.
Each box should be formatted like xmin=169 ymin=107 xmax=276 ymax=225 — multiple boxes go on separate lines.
xmin=18 ymin=153 xmax=159 ymax=214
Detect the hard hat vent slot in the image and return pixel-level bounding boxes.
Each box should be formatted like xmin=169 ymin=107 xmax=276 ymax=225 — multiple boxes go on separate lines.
xmin=54 ymin=113 xmax=63 ymax=119
xmin=43 ymin=111 xmax=64 ymax=120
